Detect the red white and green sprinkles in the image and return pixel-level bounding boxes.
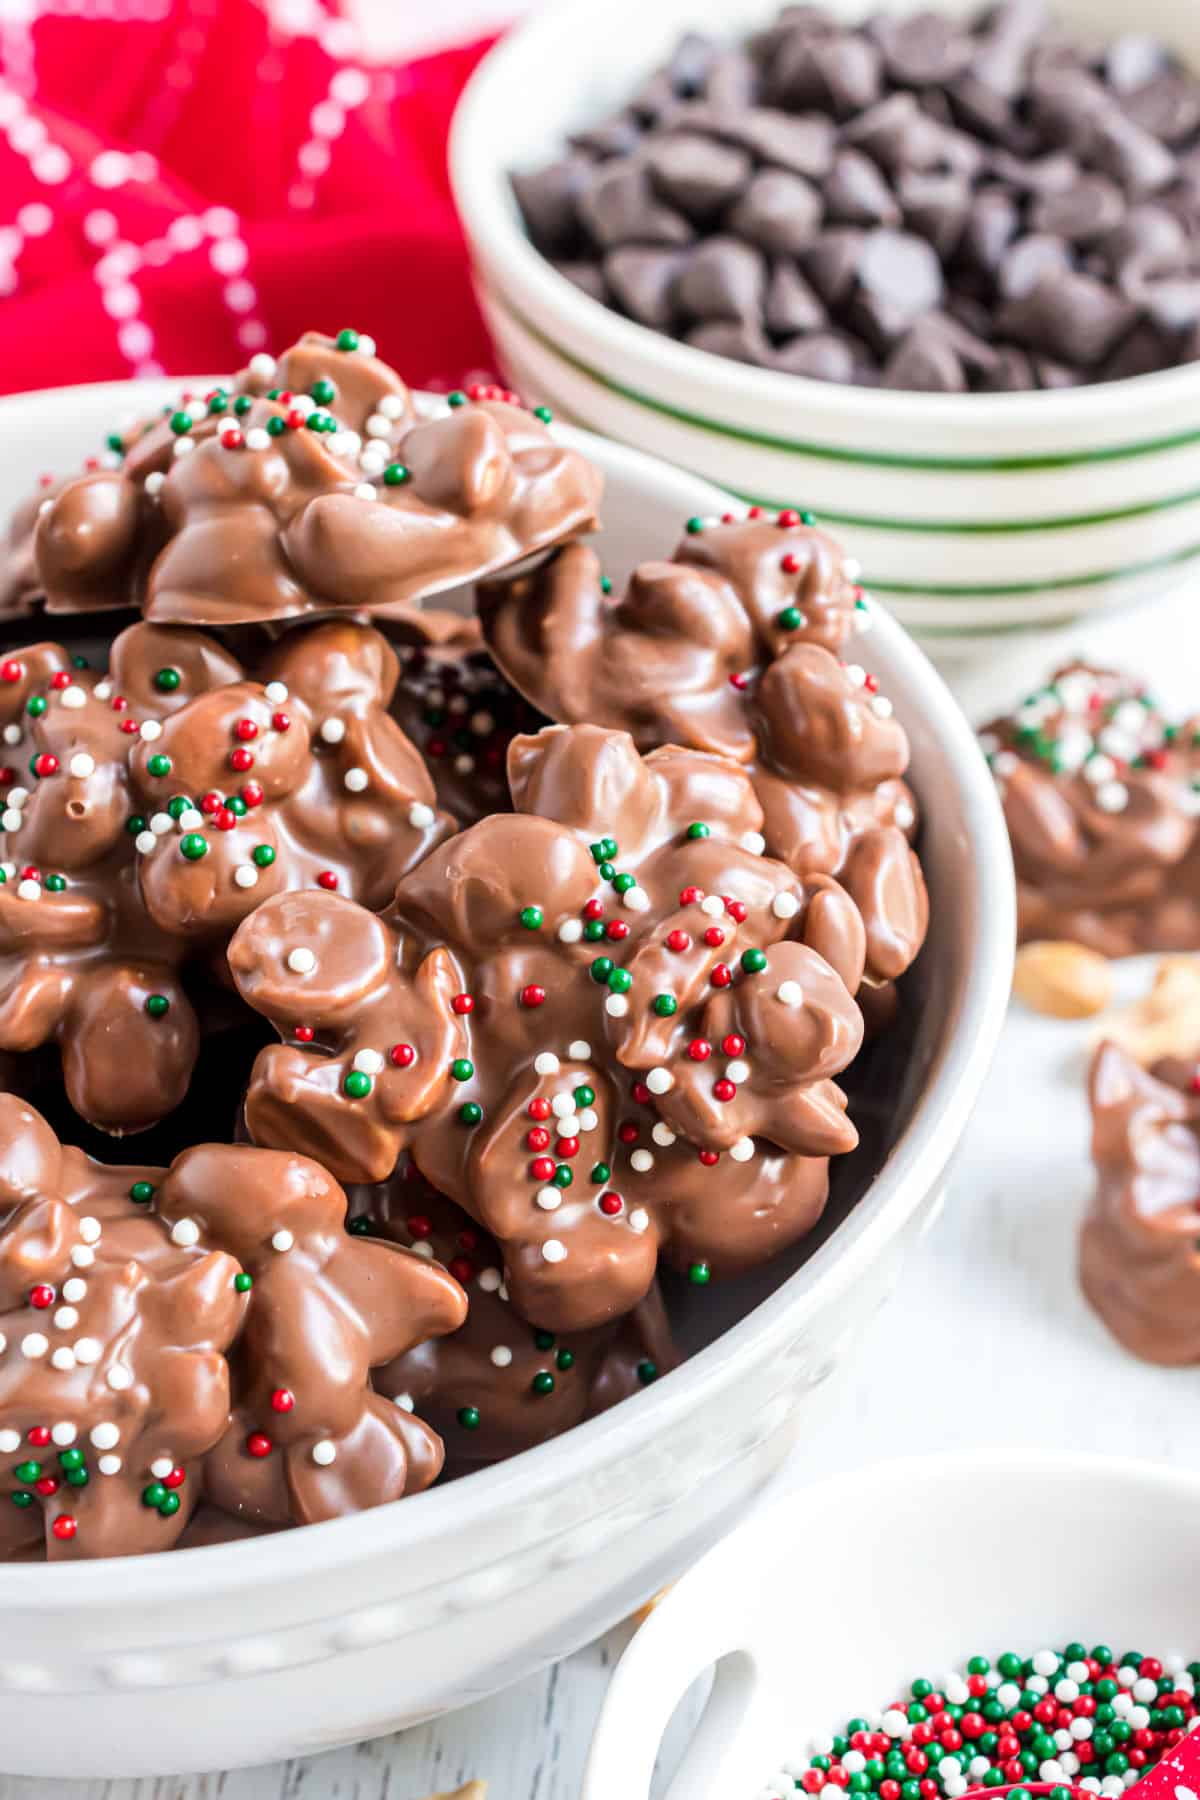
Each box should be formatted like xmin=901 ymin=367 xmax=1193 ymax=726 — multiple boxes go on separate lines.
xmin=756 ymin=1646 xmax=1200 ymax=1800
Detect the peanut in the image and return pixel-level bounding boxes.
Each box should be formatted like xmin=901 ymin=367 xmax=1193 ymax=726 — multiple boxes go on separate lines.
xmin=1013 ymin=940 xmax=1113 ymax=1019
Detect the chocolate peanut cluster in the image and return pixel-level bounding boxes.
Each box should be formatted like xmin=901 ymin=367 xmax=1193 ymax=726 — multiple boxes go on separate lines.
xmin=0 ymin=331 xmax=927 ymax=1554
xmin=513 ymin=4 xmax=1200 ymax=390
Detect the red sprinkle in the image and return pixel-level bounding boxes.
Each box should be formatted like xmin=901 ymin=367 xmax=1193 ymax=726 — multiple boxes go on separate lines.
xmin=777 ymin=508 xmax=801 ymax=527
xmin=527 ymin=1097 xmax=552 ymax=1121
xmin=583 ymin=898 xmax=604 ymax=920
xmin=229 ymin=747 xmax=255 ymax=772
xmin=617 ymin=1122 xmax=639 ymax=1145
xmin=678 ymin=885 xmax=702 ymax=906
xmin=270 ymin=1389 xmax=295 ymax=1413
xmin=294 ymin=1025 xmax=315 ymax=1044
xmin=316 ymin=870 xmax=338 ymax=890
xmin=631 ymin=1082 xmax=652 ymax=1106
xmin=531 ymin=1157 xmax=555 ymax=1181
xmin=271 ymin=712 xmax=290 ymax=733
xmin=390 ymin=1042 xmax=416 ymax=1068
xmin=241 ymin=781 xmax=264 ymax=807
xmin=31 ymin=753 xmax=58 ymax=778
xmin=527 ymin=1128 xmax=551 ymax=1151
xmin=51 ymin=1516 xmax=77 ymax=1541
xmin=0 ymin=660 xmax=23 ymax=683
xmin=27 ymin=1426 xmax=50 ymax=1447
xmin=703 ymin=927 xmax=725 ymax=948
xmin=556 ymin=1136 xmax=579 ymax=1158
xmin=713 ymin=1078 xmax=736 ymax=1102
xmin=698 ymin=1149 xmax=720 ymax=1165
xmin=781 ymin=553 xmax=801 ymax=574
xmin=163 ymin=1467 xmax=186 ymax=1489
xmin=687 ymin=1039 xmax=711 ymax=1061
xmin=246 ymin=1433 xmax=273 ymax=1458
xmin=234 ymin=718 xmax=259 ymax=742
xmin=407 ymin=1215 xmax=432 ymax=1239
xmin=34 ymin=1476 xmax=58 ymax=1496
xmin=598 ymin=1192 xmax=623 ymax=1216
xmin=448 ymin=1255 xmax=473 ymax=1284
xmin=200 ymin=791 xmax=223 ymax=814
xmin=722 ymin=1034 xmax=746 ymax=1057
xmin=29 ymin=1284 xmax=54 ymax=1309
xmin=451 ymin=994 xmax=474 ymax=1015
xmin=49 ymin=671 xmax=71 ymax=691
xmin=521 ymin=983 xmax=546 ymax=1007
xmin=666 ymin=929 xmax=690 ymax=952
xmin=710 ymin=964 xmax=733 ymax=987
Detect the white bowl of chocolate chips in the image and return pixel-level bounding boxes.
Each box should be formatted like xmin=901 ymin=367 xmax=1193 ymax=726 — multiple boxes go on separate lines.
xmin=452 ymin=0 xmax=1200 ymax=661
xmin=0 ymin=339 xmax=1011 ymax=1776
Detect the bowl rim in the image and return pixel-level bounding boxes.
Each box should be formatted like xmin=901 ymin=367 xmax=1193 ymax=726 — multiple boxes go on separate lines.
xmin=448 ymin=0 xmax=1200 ymax=452
xmin=0 ymin=379 xmax=1015 ymax=1604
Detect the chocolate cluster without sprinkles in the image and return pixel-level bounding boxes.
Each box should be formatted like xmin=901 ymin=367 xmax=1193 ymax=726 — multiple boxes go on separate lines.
xmin=512 ymin=3 xmax=1200 ymax=389
xmin=0 ymin=331 xmax=928 ymax=1555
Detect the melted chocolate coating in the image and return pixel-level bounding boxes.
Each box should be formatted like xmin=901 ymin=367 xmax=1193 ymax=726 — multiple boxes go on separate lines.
xmin=0 ymin=1094 xmax=466 ymax=1558
xmin=228 ymin=722 xmax=865 ymax=1330
xmin=478 ymin=516 xmax=928 ymax=987
xmin=1083 ymin=1041 xmax=1200 ymax=1364
xmin=982 ymin=663 xmax=1200 ymax=955
xmin=6 ymin=334 xmax=602 ymax=628
xmin=358 ymin=1166 xmax=680 ymax=1471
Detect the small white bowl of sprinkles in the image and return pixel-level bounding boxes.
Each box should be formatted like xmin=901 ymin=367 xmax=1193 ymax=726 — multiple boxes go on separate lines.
xmin=583 ymin=1450 xmax=1200 ymax=1800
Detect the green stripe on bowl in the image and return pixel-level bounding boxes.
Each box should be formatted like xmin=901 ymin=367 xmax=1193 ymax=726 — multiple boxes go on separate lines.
xmin=493 ymin=288 xmax=1200 ymax=474
xmin=729 ymin=483 xmax=1200 ymax=536
xmin=862 ymin=538 xmax=1200 ymax=597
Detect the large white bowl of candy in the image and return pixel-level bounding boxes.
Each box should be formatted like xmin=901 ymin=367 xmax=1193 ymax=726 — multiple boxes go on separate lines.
xmin=0 ymin=334 xmax=1012 ymax=1776
xmin=452 ymin=0 xmax=1200 ymax=661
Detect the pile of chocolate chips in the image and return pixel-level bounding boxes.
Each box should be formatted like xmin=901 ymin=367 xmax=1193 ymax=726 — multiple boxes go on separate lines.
xmin=512 ymin=2 xmax=1200 ymax=391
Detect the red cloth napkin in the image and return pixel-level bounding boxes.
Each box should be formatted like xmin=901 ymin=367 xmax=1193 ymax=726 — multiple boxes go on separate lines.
xmin=0 ymin=2 xmax=500 ymax=395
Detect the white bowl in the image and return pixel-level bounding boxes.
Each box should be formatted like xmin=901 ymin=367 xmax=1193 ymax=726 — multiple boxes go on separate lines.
xmin=0 ymin=379 xmax=1013 ymax=1778
xmin=451 ymin=0 xmax=1200 ymax=662
xmin=584 ymin=1450 xmax=1200 ymax=1800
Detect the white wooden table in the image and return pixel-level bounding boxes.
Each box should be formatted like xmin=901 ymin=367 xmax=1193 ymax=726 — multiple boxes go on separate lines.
xmin=7 ymin=593 xmax=1199 ymax=1800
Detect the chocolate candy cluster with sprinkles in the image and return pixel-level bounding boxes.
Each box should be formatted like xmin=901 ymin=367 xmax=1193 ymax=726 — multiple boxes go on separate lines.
xmin=1084 ymin=1041 xmax=1200 ymax=1365
xmin=0 ymin=1092 xmax=465 ymax=1559
xmin=353 ymin=1162 xmax=679 ymax=1469
xmin=766 ymin=1644 xmax=1200 ymax=1800
xmin=980 ymin=663 xmax=1200 ymax=956
xmin=512 ymin=5 xmax=1200 ymax=391
xmin=227 ymin=719 xmax=867 ymax=1329
xmin=479 ymin=510 xmax=928 ymax=997
xmin=0 ymin=330 xmax=601 ymax=627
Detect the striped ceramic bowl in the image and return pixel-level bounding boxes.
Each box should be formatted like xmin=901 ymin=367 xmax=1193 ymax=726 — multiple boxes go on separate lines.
xmin=450 ymin=0 xmax=1200 ymax=662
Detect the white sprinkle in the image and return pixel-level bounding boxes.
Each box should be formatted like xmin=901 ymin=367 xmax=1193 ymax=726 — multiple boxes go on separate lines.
xmin=557 ymin=919 xmax=583 ymax=944
xmin=311 ymin=1439 xmax=337 ymax=1466
xmin=150 ymin=812 xmax=173 ymax=835
xmin=58 ymin=686 xmax=86 ymax=712
xmin=541 ymin=1239 xmax=567 ymax=1263
xmin=536 ymin=1187 xmax=561 ymax=1211
xmin=70 ymin=1246 xmax=94 ymax=1268
xmin=289 ymin=393 xmax=316 ymax=419
xmin=490 ymin=1345 xmax=513 ymax=1367
xmin=173 ymin=436 xmax=195 ymax=458
xmin=150 ymin=1456 xmax=173 ymax=1479
xmin=107 ymin=1363 xmax=133 ymax=1391
xmin=138 ymin=718 xmax=162 ymax=741
xmin=408 ymin=801 xmax=435 ymax=829
xmin=359 ymin=449 xmax=387 ymax=476
xmin=534 ymin=1052 xmax=560 ymax=1076
xmin=557 ymin=1114 xmax=581 ymax=1138
xmin=320 ymin=717 xmax=346 ymax=744
xmin=90 ymin=1422 xmax=119 ymax=1449
xmin=629 ymin=1207 xmax=649 ymax=1233
xmin=98 ymin=1453 xmax=122 ymax=1475
xmin=170 ymin=1218 xmax=199 ymax=1247
xmin=358 ymin=335 xmax=377 ymax=357
xmin=870 ymin=696 xmax=894 ymax=719
xmin=477 ymin=1268 xmax=502 ymax=1293
xmin=700 ymin=894 xmax=724 ymax=917
xmin=578 ymin=1108 xmax=598 ymax=1132
xmin=1096 ymin=781 xmax=1129 ymax=813
xmin=365 ymin=413 xmax=391 ymax=439
xmin=16 ymin=880 xmax=39 ymax=900
xmin=178 ymin=807 xmax=203 ymax=830
xmin=234 ymin=866 xmax=258 ymax=889
xmin=343 ymin=766 xmax=369 ymax=792
xmin=1 ymin=727 xmax=19 ymax=746
xmin=651 ymin=1122 xmax=676 ymax=1146
xmin=772 ymin=891 xmax=799 ymax=919
xmin=1032 ymin=1650 xmax=1060 ymax=1677
xmin=1132 ymin=1678 xmax=1158 ymax=1703
xmin=568 ymin=1040 xmax=591 ymax=1060
xmin=143 ymin=471 xmax=165 ymax=497
xmin=630 ymin=1149 xmax=654 ymax=1172
xmin=843 ymin=557 xmax=861 ymax=580
xmin=725 ymin=1059 xmax=750 ymax=1085
xmin=551 ymin=1092 xmax=575 ymax=1118
xmin=623 ymin=886 xmax=650 ymax=912
xmin=245 ymin=427 xmax=271 ymax=453
xmin=605 ymin=994 xmax=628 ymax=1017
xmin=453 ymin=754 xmax=475 ymax=776
xmin=53 ymin=1307 xmax=78 ymax=1330
xmin=78 ymin=1217 xmax=101 ymax=1244
xmin=777 ymin=980 xmax=804 ymax=1006
xmin=740 ymin=831 xmax=766 ymax=855
xmin=894 ymin=800 xmax=915 ymax=831
xmin=248 ymin=352 xmax=277 ymax=378
xmin=7 ymin=789 xmax=28 ymax=809
xmin=379 ymin=394 xmax=407 ymax=420
xmin=646 ymin=1067 xmax=673 ymax=1095
xmin=844 ymin=663 xmax=867 ymax=688
xmin=287 ymin=947 xmax=316 ymax=974
xmin=264 ymin=682 xmax=288 ymax=705
xmin=730 ymin=1137 xmax=756 ymax=1162
xmin=50 ymin=1422 xmax=76 ymax=1447
xmin=272 ymin=1229 xmax=294 ymax=1253
xmin=410 ymin=1240 xmax=434 ymax=1259
xmin=0 ymin=1430 xmax=19 ymax=1453
xmin=1 ymin=811 xmax=21 ymax=834
xmin=353 ymin=1049 xmax=383 ymax=1075
xmin=883 ymin=1711 xmax=909 ymax=1738
xmin=392 ymin=1392 xmax=415 ymax=1412
xmin=50 ymin=1347 xmax=76 ymax=1371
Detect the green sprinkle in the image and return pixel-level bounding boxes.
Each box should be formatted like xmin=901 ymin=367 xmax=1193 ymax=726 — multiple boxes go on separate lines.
xmin=335 ymin=328 xmax=360 ymax=351
xmin=590 ymin=1162 xmax=610 ymax=1184
xmin=531 ymin=1371 xmax=555 ymax=1395
xmin=456 ymin=1405 xmax=480 ymax=1430
xmin=589 ymin=837 xmax=618 ymax=864
xmin=106 ymin=431 xmax=125 ymax=451
xmin=44 ymin=874 xmax=66 ymax=893
xmin=26 ymin=696 xmax=46 ymax=718
xmin=129 ymin=1180 xmax=155 ymax=1204
xmin=65 ymin=1467 xmax=89 ymax=1488
xmin=584 ymin=919 xmax=605 ymax=941
xmin=166 ymin=795 xmax=191 ymax=820
xmin=533 ymin=1330 xmax=555 ymax=1350
xmin=451 ymin=1058 xmax=474 ymax=1082
xmin=741 ymin=947 xmax=767 ymax=974
xmin=233 ymin=395 xmax=252 ymax=416
xmin=344 ymin=1070 xmax=372 ymax=1099
xmin=685 ymin=516 xmax=705 ymax=534
xmin=607 ymin=967 xmax=632 ymax=994
xmin=612 ymin=872 xmax=636 ymax=894
xmin=636 ymin=1360 xmax=658 ymax=1385
xmin=10 ymin=1491 xmax=32 ymax=1508
xmin=383 ymin=463 xmax=410 ymax=486
xmin=227 ymin=795 xmax=247 ymax=816
xmin=234 ymin=1272 xmax=253 ymax=1293
xmin=251 ymin=844 xmax=276 ymax=868
xmin=519 ymin=905 xmax=543 ymax=930
xmin=555 ymin=1348 xmax=574 ymax=1371
xmin=652 ymin=994 xmax=677 ymax=1017
xmin=600 ymin=576 xmax=613 ymax=595
xmin=153 ymin=667 xmax=181 ymax=693
xmin=13 ymin=1462 xmax=40 ymax=1485
xmin=573 ymin=1084 xmax=595 ymax=1107
xmin=146 ymin=753 xmax=172 ymax=778
xmin=686 ymin=822 xmax=710 ymax=840
xmin=598 ymin=861 xmax=615 ymax=882
xmin=589 ymin=956 xmax=613 ymax=984
xmin=311 ymin=378 xmax=336 ymax=405
xmin=179 ymin=833 xmax=208 ymax=861
xmin=459 ymin=1101 xmax=483 ymax=1126
xmin=552 ymin=1165 xmax=573 ymax=1189
xmin=688 ymin=1262 xmax=711 ymax=1286
xmin=777 ymin=606 xmax=803 ymax=631
xmin=158 ymin=1491 xmax=181 ymax=1517
xmin=447 ymin=390 xmax=467 ymax=407
xmin=169 ymin=411 xmax=192 ymax=435
xmin=266 ymin=415 xmax=286 ymax=436
xmin=533 ymin=405 xmax=553 ymax=424
xmin=144 ymin=994 xmax=170 ymax=1019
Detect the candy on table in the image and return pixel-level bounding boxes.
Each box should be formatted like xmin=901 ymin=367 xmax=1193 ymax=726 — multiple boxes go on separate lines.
xmin=511 ymin=5 xmax=1200 ymax=392
xmin=3 ymin=331 xmax=602 ymax=625
xmin=980 ymin=664 xmax=1200 ymax=957
xmin=227 ymin=720 xmax=867 ymax=1330
xmin=479 ymin=512 xmax=928 ymax=989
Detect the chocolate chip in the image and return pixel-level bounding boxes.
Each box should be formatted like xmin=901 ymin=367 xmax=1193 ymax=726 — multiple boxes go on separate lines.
xmin=986 ymin=149 xmax=1079 ymax=194
xmin=1102 ymin=203 xmax=1189 ymax=274
xmin=957 ymin=187 xmax=1019 ymax=274
xmin=995 ymin=269 xmax=1137 ymax=366
xmin=578 ymin=164 xmax=694 ymax=250
xmin=511 ymin=158 xmax=592 ymax=258
xmin=843 ymin=92 xmax=947 ymax=172
xmin=772 ymin=329 xmax=873 ymax=382
xmin=1030 ymin=174 xmax=1126 ymax=244
xmin=1136 ymin=274 xmax=1200 ymax=335
xmin=922 ymin=309 xmax=1001 ymax=374
xmin=568 ymin=115 xmax=643 ymax=161
xmin=643 ymin=132 xmax=754 ymax=220
xmin=551 ymin=260 xmax=608 ymax=304
xmin=1105 ymin=36 xmax=1173 ymax=95
xmin=764 ymin=260 xmax=828 ymax=335
xmin=825 ymin=149 xmax=901 ymax=227
xmin=898 ymin=171 xmax=970 ymax=260
xmin=978 ymin=344 xmax=1038 ymax=389
xmin=972 ymin=0 xmax=1053 ymax=98
xmin=1089 ymin=112 xmax=1177 ymax=197
xmin=998 ymin=232 xmax=1074 ymax=300
xmin=666 ymin=32 xmax=720 ymax=98
xmin=603 ymin=248 xmax=687 ymax=330
xmin=769 ymin=31 xmax=884 ymax=116
xmin=1034 ymin=354 xmax=1083 ymax=388
xmin=1124 ymin=72 xmax=1200 ymax=145
xmin=684 ymin=319 xmax=772 ymax=366
xmin=945 ymin=72 xmax=1022 ymax=147
xmin=628 ymin=71 xmax=682 ymax=126
xmin=728 ymin=168 xmax=824 ymax=255
xmin=703 ymin=51 xmax=759 ymax=114
xmin=801 ymin=228 xmax=866 ymax=306
xmin=674 ymin=238 xmax=767 ymax=323
xmin=1098 ymin=318 xmax=1177 ymax=380
xmin=882 ymin=321 xmax=968 ymax=390
xmin=859 ymin=228 xmax=944 ymax=316
xmin=728 ymin=107 xmax=836 ymax=178
xmin=872 ymin=10 xmax=975 ymax=88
